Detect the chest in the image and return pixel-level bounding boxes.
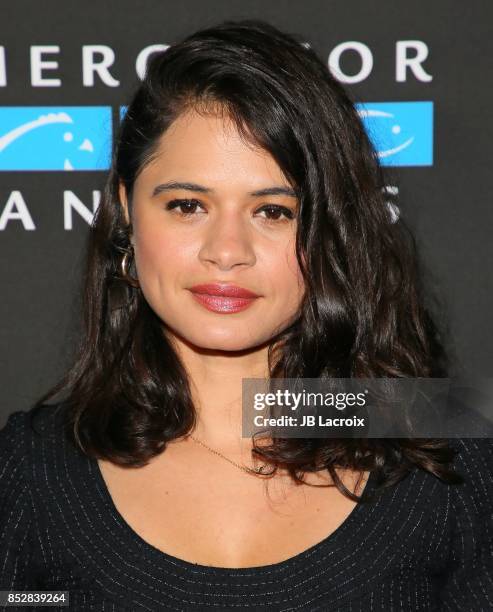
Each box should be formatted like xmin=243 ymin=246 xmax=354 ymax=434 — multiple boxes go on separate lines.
xmin=98 ymin=456 xmax=369 ymax=568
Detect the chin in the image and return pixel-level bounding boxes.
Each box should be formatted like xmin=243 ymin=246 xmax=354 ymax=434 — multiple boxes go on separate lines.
xmin=188 ymin=332 xmax=265 ymax=352
xmin=167 ymin=322 xmax=270 ymax=353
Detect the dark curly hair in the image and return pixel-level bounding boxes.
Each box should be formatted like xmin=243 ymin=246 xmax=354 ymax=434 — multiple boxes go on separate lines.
xmin=33 ymin=19 xmax=463 ymax=502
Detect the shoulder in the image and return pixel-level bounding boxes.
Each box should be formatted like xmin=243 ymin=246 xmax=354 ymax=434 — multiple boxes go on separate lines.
xmin=0 ymin=406 xmax=71 ymax=586
xmin=372 ymin=438 xmax=493 ymax=537
xmin=0 ymin=411 xmax=29 ymax=496
xmin=0 ymin=410 xmax=32 ymax=474
xmin=0 ymin=404 xmax=70 ymax=482
xmin=1 ymin=404 xmax=66 ymax=449
xmin=0 ymin=404 xmax=87 ymax=528
xmin=422 ymin=437 xmax=493 ymax=571
xmin=0 ymin=409 xmax=30 ymax=446
xmin=444 ymin=437 xmax=493 ymax=522
xmin=428 ymin=439 xmax=493 ymax=605
xmin=447 ymin=438 xmax=493 ymax=499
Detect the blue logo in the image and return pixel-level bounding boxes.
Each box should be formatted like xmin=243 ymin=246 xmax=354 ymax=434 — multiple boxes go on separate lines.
xmin=356 ymin=101 xmax=433 ymax=166
xmin=0 ymin=106 xmax=112 ymax=171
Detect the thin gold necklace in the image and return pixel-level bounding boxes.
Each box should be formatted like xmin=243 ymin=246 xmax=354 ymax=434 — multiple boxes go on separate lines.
xmin=189 ymin=434 xmax=269 ymax=475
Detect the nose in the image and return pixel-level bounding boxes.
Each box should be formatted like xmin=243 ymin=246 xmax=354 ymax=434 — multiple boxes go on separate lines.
xmin=198 ymin=209 xmax=256 ymax=271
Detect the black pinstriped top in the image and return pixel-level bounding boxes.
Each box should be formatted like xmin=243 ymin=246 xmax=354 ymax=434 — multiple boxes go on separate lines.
xmin=0 ymin=406 xmax=492 ymax=611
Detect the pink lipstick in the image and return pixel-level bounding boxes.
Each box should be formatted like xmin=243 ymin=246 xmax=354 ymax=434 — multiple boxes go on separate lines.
xmin=188 ymin=283 xmax=260 ymax=314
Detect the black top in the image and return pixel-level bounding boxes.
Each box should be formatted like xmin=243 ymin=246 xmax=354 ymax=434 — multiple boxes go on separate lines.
xmin=0 ymin=406 xmax=492 ymax=611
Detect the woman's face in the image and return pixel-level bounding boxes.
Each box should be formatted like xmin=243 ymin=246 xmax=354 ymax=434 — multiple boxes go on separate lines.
xmin=120 ymin=109 xmax=305 ymax=352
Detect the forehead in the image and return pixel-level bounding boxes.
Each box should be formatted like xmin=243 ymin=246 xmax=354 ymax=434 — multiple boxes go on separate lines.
xmin=136 ymin=109 xmax=289 ymax=191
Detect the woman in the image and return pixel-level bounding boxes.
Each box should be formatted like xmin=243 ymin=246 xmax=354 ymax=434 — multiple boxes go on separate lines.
xmin=1 ymin=20 xmax=492 ymax=611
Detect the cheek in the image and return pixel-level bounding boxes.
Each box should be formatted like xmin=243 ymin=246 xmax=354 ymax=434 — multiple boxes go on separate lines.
xmin=268 ymin=240 xmax=305 ymax=305
xmin=132 ymin=223 xmax=191 ymax=289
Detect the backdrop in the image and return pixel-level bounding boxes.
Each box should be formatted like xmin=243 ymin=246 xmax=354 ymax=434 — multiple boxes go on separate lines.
xmin=1 ymin=0 xmax=492 ymax=425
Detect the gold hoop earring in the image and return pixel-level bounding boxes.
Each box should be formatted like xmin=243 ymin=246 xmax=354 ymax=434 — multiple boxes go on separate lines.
xmin=120 ymin=250 xmax=140 ymax=287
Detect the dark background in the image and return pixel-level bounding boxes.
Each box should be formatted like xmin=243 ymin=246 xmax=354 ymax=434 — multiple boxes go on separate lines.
xmin=1 ymin=1 xmax=492 ymax=424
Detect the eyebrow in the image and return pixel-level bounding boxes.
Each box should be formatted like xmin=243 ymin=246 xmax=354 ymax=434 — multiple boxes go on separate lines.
xmin=151 ymin=181 xmax=297 ymax=198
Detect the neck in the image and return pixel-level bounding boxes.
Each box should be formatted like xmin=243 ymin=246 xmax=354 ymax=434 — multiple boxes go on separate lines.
xmin=168 ymin=331 xmax=272 ymax=448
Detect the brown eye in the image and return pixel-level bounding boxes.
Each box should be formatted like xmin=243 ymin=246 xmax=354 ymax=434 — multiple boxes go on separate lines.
xmin=256 ymin=205 xmax=295 ymax=222
xmin=165 ymin=199 xmax=203 ymax=216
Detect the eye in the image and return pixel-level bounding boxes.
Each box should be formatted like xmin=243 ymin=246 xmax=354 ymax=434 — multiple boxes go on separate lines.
xmin=165 ymin=198 xmax=204 ymax=216
xmin=255 ymin=205 xmax=296 ymax=222
xmin=164 ymin=199 xmax=296 ymax=223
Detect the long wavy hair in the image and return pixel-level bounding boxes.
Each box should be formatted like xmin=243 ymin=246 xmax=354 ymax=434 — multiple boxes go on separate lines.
xmin=33 ymin=20 xmax=463 ymax=501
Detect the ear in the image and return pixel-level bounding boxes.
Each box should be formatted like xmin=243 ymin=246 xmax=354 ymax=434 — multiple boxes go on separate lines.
xmin=118 ymin=181 xmax=131 ymax=226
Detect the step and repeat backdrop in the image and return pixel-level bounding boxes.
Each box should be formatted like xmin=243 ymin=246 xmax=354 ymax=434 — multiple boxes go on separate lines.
xmin=1 ymin=1 xmax=492 ymax=423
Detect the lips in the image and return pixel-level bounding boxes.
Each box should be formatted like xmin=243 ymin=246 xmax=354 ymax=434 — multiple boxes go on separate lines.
xmin=188 ymin=283 xmax=260 ymax=314
xmin=189 ymin=283 xmax=260 ymax=298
